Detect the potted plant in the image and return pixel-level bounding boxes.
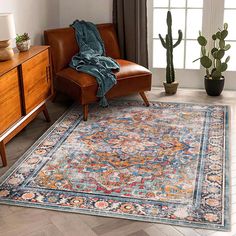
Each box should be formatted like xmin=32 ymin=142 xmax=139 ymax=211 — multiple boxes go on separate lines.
xmin=194 ymin=23 xmax=230 ymax=96
xmin=159 ymin=11 xmax=183 ymax=95
xmin=16 ymin=33 xmax=31 ymax=52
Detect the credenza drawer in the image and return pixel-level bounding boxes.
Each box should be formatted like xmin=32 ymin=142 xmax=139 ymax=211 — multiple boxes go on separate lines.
xmin=0 ymin=68 xmax=22 ymax=134
xmin=0 ymin=46 xmax=52 ymax=167
xmin=22 ymin=49 xmax=52 ymax=114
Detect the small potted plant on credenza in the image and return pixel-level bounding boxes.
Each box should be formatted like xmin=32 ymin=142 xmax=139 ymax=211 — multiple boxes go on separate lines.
xmin=194 ymin=23 xmax=231 ymax=96
xmin=16 ymin=33 xmax=31 ymax=52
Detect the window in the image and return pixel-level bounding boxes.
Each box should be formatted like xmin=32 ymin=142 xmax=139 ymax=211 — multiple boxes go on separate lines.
xmin=149 ymin=0 xmax=236 ymax=72
xmin=224 ymin=0 xmax=236 ymax=70
xmin=152 ymin=0 xmax=203 ymax=69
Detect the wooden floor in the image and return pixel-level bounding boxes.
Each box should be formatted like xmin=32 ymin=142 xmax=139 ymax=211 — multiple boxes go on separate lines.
xmin=0 ymin=88 xmax=235 ymax=236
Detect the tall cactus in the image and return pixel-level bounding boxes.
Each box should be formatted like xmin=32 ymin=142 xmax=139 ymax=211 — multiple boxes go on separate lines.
xmin=159 ymin=11 xmax=183 ymax=84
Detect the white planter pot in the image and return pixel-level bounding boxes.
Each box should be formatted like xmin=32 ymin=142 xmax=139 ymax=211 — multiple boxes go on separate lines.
xmin=16 ymin=40 xmax=31 ymax=52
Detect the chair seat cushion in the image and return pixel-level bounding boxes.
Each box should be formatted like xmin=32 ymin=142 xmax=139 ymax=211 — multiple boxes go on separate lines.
xmin=56 ymin=59 xmax=152 ymax=104
xmin=56 ymin=59 xmax=151 ymax=88
xmin=115 ymin=59 xmax=151 ymax=79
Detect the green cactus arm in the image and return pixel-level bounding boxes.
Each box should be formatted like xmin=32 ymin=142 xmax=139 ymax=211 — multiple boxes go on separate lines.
xmin=193 ymin=57 xmax=201 ymax=63
xmin=224 ymin=44 xmax=231 ymax=50
xmin=197 ymin=36 xmax=207 ymax=46
xmin=225 ymin=56 xmax=230 ymax=63
xmin=221 ymin=63 xmax=228 ymax=72
xmin=224 ymin=23 xmax=228 ymax=30
xmin=173 ymin=30 xmax=183 ymax=48
xmin=159 ymin=34 xmax=167 ymax=48
xmin=206 ymin=69 xmax=210 ymax=78
xmin=221 ymin=30 xmax=228 ymax=39
xmin=212 ymin=70 xmax=222 ymax=79
xmin=167 ymin=11 xmax=172 ymax=27
xmin=200 ymin=56 xmax=212 ymax=69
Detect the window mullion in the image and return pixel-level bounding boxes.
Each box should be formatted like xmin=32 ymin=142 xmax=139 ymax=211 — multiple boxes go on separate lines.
xmin=183 ymin=0 xmax=188 ymax=69
xmin=211 ymin=0 xmax=225 ymax=32
xmin=201 ymin=0 xmax=213 ymax=73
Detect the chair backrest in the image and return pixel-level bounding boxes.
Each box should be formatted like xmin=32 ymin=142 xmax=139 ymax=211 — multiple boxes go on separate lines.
xmin=44 ymin=23 xmax=121 ymax=74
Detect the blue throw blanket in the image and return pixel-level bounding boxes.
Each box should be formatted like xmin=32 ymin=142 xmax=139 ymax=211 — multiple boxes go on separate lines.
xmin=69 ymin=20 xmax=120 ymax=107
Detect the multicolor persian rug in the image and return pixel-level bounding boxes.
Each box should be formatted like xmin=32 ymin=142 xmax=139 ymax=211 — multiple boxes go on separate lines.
xmin=0 ymin=101 xmax=230 ymax=231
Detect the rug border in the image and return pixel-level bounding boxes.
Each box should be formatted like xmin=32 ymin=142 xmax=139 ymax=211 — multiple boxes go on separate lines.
xmin=0 ymin=104 xmax=80 ymax=183
xmin=224 ymin=105 xmax=231 ymax=231
xmin=0 ymin=101 xmax=231 ymax=232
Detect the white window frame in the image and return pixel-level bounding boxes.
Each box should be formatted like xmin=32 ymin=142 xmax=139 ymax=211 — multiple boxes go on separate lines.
xmin=152 ymin=1 xmax=204 ymax=70
xmin=147 ymin=0 xmax=236 ymax=90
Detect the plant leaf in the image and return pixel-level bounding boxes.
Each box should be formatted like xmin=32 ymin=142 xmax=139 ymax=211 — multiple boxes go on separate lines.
xmin=221 ymin=30 xmax=228 ymax=39
xmin=200 ymin=56 xmax=212 ymax=69
xmin=221 ymin=63 xmax=228 ymax=72
xmin=224 ymin=23 xmax=228 ymax=30
xmin=216 ymin=31 xmax=221 ymax=39
xmin=224 ymin=44 xmax=231 ymax=51
xmin=212 ymin=34 xmax=217 ymax=40
xmin=212 ymin=70 xmax=222 ymax=79
xmin=197 ymin=36 xmax=207 ymax=46
xmin=201 ymin=46 xmax=206 ymax=56
xmin=219 ymin=40 xmax=225 ymax=49
xmin=216 ymin=59 xmax=221 ymax=69
xmin=225 ymin=56 xmax=230 ymax=63
xmin=216 ymin=49 xmax=225 ymax=60
xmin=211 ymin=48 xmax=218 ymax=56
xmin=193 ymin=57 xmax=201 ymax=63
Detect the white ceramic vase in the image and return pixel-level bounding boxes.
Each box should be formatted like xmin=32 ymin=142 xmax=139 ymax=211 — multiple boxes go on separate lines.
xmin=16 ymin=39 xmax=31 ymax=52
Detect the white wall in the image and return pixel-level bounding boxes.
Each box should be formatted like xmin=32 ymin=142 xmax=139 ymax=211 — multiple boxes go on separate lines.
xmin=59 ymin=0 xmax=113 ymax=27
xmin=0 ymin=0 xmax=112 ymax=45
xmin=0 ymin=0 xmax=59 ymax=45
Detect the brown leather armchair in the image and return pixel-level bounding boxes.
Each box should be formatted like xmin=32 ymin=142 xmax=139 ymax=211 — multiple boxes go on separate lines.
xmin=44 ymin=24 xmax=152 ymax=121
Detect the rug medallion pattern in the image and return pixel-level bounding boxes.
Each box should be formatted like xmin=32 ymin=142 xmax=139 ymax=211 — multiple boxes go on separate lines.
xmin=0 ymin=101 xmax=229 ymax=230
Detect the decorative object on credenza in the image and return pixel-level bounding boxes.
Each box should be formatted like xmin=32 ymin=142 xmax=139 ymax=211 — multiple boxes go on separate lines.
xmin=16 ymin=33 xmax=31 ymax=52
xmin=0 ymin=13 xmax=16 ymax=61
xmin=0 ymin=101 xmax=230 ymax=231
xmin=159 ymin=11 xmax=183 ymax=95
xmin=194 ymin=23 xmax=230 ymax=96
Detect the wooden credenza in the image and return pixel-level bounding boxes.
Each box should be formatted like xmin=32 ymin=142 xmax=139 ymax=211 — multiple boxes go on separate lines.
xmin=0 ymin=46 xmax=53 ymax=167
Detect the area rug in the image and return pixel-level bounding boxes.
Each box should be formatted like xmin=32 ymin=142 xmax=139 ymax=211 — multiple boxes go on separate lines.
xmin=0 ymin=101 xmax=230 ymax=231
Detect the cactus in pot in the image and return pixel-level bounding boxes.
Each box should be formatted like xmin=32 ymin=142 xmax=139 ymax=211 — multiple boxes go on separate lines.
xmin=194 ymin=23 xmax=231 ymax=96
xmin=159 ymin=11 xmax=183 ymax=94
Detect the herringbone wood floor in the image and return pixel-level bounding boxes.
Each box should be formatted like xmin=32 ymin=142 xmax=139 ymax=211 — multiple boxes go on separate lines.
xmin=0 ymin=88 xmax=235 ymax=236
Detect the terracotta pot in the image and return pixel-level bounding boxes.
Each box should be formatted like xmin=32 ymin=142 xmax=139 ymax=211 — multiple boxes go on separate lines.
xmin=204 ymin=76 xmax=225 ymax=96
xmin=163 ymin=81 xmax=179 ymax=95
xmin=16 ymin=40 xmax=31 ymax=52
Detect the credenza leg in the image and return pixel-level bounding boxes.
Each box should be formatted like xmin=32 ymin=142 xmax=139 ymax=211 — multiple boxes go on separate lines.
xmin=0 ymin=141 xmax=7 ymax=167
xmin=42 ymin=105 xmax=51 ymax=123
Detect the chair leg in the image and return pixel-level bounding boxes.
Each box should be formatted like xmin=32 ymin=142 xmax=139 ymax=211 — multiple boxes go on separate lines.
xmin=42 ymin=105 xmax=51 ymax=123
xmin=139 ymin=92 xmax=150 ymax=107
xmin=0 ymin=141 xmax=7 ymax=167
xmin=83 ymin=104 xmax=88 ymax=121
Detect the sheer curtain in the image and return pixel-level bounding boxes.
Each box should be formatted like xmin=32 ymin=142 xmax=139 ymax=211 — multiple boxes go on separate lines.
xmin=113 ymin=0 xmax=148 ymax=68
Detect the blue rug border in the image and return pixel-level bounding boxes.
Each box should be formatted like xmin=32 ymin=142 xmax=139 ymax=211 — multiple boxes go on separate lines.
xmin=224 ymin=105 xmax=231 ymax=231
xmin=0 ymin=101 xmax=231 ymax=231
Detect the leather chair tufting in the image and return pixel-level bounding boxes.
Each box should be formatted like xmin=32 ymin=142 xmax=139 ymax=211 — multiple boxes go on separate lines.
xmin=44 ymin=23 xmax=152 ymax=121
